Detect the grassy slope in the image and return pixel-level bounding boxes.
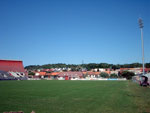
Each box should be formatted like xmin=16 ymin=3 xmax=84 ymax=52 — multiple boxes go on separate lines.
xmin=0 ymin=80 xmax=150 ymax=113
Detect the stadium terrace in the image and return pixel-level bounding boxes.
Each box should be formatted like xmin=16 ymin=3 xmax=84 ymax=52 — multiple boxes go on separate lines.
xmin=0 ymin=60 xmax=27 ymax=80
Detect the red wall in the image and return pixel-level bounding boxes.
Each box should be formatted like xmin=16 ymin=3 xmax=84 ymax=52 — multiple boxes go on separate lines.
xmin=0 ymin=60 xmax=25 ymax=72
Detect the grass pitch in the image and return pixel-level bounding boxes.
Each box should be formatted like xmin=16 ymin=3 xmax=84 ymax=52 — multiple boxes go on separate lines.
xmin=0 ymin=80 xmax=150 ymax=113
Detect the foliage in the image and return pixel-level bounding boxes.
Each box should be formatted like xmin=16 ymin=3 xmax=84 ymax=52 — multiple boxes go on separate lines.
xmin=121 ymin=71 xmax=135 ymax=80
xmin=100 ymin=72 xmax=109 ymax=78
xmin=145 ymin=63 xmax=150 ymax=68
xmin=25 ymin=62 xmax=149 ymax=71
xmin=110 ymin=73 xmax=118 ymax=78
xmin=28 ymin=72 xmax=35 ymax=76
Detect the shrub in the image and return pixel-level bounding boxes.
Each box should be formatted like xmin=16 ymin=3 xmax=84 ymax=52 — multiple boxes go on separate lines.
xmin=100 ymin=72 xmax=109 ymax=78
xmin=110 ymin=73 xmax=118 ymax=78
xmin=28 ymin=72 xmax=35 ymax=76
xmin=121 ymin=71 xmax=135 ymax=80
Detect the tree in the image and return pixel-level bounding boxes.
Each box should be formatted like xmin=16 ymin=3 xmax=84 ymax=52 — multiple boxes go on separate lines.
xmin=100 ymin=72 xmax=109 ymax=78
xmin=25 ymin=62 xmax=148 ymax=71
xmin=121 ymin=71 xmax=135 ymax=80
xmin=145 ymin=63 xmax=150 ymax=68
xmin=98 ymin=63 xmax=110 ymax=68
xmin=28 ymin=72 xmax=35 ymax=76
xmin=110 ymin=73 xmax=118 ymax=78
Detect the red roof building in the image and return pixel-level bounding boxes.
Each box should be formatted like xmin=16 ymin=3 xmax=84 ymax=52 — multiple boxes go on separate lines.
xmin=85 ymin=71 xmax=100 ymax=75
xmin=59 ymin=72 xmax=83 ymax=78
xmin=141 ymin=68 xmax=150 ymax=73
xmin=38 ymin=72 xmax=46 ymax=76
xmin=0 ymin=60 xmax=25 ymax=72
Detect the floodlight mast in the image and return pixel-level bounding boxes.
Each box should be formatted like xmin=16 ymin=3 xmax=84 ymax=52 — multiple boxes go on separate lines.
xmin=138 ymin=18 xmax=145 ymax=75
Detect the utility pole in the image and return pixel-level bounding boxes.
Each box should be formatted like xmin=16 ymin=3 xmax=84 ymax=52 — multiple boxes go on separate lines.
xmin=138 ymin=18 xmax=145 ymax=75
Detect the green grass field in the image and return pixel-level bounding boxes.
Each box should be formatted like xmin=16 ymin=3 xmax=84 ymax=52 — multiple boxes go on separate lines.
xmin=0 ymin=80 xmax=150 ymax=113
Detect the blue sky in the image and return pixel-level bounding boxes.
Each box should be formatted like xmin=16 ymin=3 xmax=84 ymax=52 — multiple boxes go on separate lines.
xmin=0 ymin=0 xmax=150 ymax=66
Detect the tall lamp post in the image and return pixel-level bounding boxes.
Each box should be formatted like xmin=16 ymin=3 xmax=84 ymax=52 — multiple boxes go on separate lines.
xmin=138 ymin=18 xmax=145 ymax=75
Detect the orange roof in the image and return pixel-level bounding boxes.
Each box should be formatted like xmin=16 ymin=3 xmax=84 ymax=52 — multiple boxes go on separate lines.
xmin=86 ymin=71 xmax=100 ymax=75
xmin=120 ymin=68 xmax=134 ymax=70
xmin=95 ymin=72 xmax=101 ymax=75
xmin=45 ymin=73 xmax=51 ymax=76
xmin=82 ymin=72 xmax=87 ymax=75
xmin=104 ymin=71 xmax=110 ymax=74
xmin=39 ymin=72 xmax=46 ymax=76
xmin=50 ymin=72 xmax=60 ymax=76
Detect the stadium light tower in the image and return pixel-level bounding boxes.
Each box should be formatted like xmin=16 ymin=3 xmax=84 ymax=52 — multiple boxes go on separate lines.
xmin=138 ymin=18 xmax=145 ymax=75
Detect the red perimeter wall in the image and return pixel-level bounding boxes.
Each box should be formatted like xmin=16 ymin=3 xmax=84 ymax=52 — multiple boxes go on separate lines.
xmin=0 ymin=60 xmax=25 ymax=72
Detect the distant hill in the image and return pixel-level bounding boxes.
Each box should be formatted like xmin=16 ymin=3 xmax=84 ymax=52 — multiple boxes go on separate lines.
xmin=25 ymin=63 xmax=150 ymax=70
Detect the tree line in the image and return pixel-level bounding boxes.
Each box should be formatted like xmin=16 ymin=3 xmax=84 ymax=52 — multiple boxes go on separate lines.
xmin=25 ymin=63 xmax=150 ymax=71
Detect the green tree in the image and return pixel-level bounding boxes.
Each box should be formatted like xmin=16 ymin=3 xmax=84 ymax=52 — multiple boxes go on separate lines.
xmin=28 ymin=72 xmax=35 ymax=76
xmin=110 ymin=73 xmax=118 ymax=78
xmin=100 ymin=72 xmax=109 ymax=78
xmin=121 ymin=71 xmax=135 ymax=80
xmin=145 ymin=63 xmax=150 ymax=68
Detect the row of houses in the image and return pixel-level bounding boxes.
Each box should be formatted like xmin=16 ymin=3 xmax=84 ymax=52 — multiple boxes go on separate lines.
xmin=120 ymin=68 xmax=150 ymax=74
xmin=34 ymin=68 xmax=111 ymax=73
xmin=29 ymin=67 xmax=150 ymax=80
xmin=36 ymin=68 xmax=72 ymax=73
xmin=32 ymin=71 xmax=102 ymax=80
